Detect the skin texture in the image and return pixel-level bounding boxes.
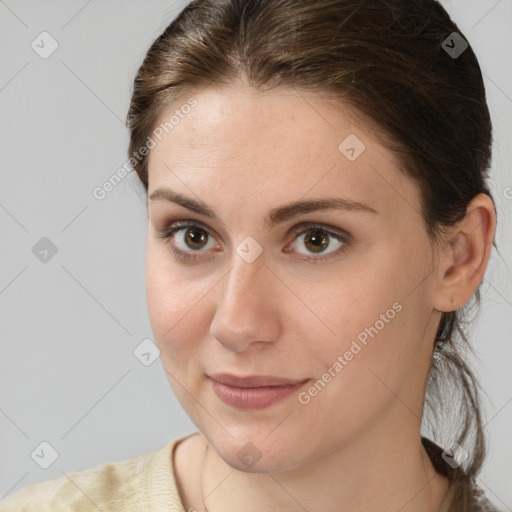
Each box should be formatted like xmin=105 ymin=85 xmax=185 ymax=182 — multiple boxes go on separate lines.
xmin=145 ymin=85 xmax=496 ymax=512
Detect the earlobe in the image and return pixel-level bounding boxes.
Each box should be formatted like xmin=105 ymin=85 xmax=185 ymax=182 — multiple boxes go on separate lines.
xmin=433 ymin=193 xmax=496 ymax=313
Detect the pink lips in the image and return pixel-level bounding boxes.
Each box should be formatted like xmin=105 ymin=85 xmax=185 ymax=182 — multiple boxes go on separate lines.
xmin=208 ymin=373 xmax=308 ymax=410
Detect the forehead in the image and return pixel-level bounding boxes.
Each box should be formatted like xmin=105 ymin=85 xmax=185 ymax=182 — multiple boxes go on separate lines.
xmin=151 ymin=85 xmax=369 ymax=161
xmin=147 ymin=85 xmax=420 ymax=224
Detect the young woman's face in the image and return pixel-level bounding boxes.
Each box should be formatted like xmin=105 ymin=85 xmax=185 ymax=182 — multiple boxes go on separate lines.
xmin=146 ymin=85 xmax=442 ymax=472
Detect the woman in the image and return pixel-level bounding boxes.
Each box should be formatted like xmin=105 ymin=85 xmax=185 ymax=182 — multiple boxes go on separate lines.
xmin=0 ymin=0 xmax=504 ymax=510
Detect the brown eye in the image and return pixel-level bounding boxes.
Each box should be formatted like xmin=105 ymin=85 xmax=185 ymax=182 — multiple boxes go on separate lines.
xmin=156 ymin=220 xmax=349 ymax=265
xmin=303 ymin=229 xmax=330 ymax=253
xmin=154 ymin=220 xmax=220 ymax=263
xmin=182 ymin=226 xmax=209 ymax=250
xmin=287 ymin=223 xmax=349 ymax=263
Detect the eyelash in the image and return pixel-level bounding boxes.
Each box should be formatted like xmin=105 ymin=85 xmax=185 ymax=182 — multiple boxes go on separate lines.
xmin=154 ymin=220 xmax=350 ymax=264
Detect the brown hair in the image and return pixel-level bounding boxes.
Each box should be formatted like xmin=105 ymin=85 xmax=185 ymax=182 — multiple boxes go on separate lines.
xmin=126 ymin=0 xmax=495 ymax=507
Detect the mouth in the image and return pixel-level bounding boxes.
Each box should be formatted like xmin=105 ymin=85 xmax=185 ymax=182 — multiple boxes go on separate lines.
xmin=209 ymin=373 xmax=307 ymax=387
xmin=208 ymin=373 xmax=309 ymax=410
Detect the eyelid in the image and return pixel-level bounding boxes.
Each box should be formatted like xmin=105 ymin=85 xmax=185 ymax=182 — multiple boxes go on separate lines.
xmin=155 ymin=218 xmax=350 ymax=242
xmin=288 ymin=221 xmax=351 ymax=242
xmin=154 ymin=219 xmax=220 ymax=243
xmin=155 ymin=218 xmax=351 ymax=263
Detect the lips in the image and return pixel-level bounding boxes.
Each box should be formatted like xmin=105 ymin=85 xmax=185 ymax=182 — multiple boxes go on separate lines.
xmin=209 ymin=373 xmax=307 ymax=388
xmin=208 ymin=373 xmax=309 ymax=410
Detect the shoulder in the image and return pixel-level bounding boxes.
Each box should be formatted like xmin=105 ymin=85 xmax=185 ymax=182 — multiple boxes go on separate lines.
xmin=0 ymin=441 xmax=176 ymax=512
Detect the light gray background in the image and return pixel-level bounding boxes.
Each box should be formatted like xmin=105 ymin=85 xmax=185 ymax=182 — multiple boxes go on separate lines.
xmin=1 ymin=0 xmax=511 ymax=508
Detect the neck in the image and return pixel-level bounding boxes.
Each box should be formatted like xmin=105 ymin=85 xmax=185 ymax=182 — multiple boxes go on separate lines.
xmin=198 ymin=413 xmax=449 ymax=512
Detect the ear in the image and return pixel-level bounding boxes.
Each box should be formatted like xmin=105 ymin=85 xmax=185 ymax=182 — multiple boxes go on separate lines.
xmin=433 ymin=193 xmax=496 ymax=313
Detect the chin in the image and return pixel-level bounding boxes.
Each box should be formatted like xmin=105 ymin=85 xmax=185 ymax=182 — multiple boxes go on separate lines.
xmin=204 ymin=428 xmax=311 ymax=474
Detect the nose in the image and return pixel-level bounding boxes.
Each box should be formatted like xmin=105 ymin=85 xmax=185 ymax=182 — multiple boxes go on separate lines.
xmin=209 ymin=253 xmax=281 ymax=352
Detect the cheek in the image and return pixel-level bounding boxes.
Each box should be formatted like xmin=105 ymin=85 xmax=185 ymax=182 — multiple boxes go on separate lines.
xmin=145 ymin=250 xmax=216 ymax=416
xmin=145 ymin=245 xmax=210 ymax=358
xmin=305 ymin=251 xmax=431 ymax=398
xmin=297 ymin=297 xmax=423 ymax=437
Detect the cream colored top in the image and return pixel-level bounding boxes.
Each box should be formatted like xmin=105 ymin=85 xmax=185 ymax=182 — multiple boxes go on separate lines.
xmin=0 ymin=438 xmax=187 ymax=512
xmin=0 ymin=435 xmax=497 ymax=511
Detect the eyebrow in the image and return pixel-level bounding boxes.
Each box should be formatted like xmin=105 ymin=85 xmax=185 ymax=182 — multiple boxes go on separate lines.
xmin=149 ymin=188 xmax=378 ymax=228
